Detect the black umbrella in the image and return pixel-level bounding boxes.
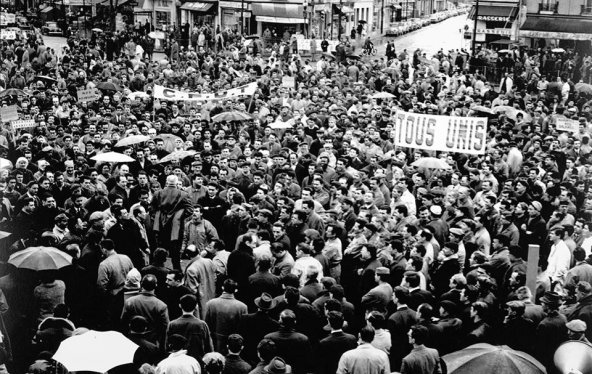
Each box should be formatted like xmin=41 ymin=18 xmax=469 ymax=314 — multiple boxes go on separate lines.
xmin=96 ymin=82 xmax=123 ymax=92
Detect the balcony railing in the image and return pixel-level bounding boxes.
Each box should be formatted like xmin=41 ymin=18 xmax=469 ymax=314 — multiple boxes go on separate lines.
xmin=582 ymin=5 xmax=592 ymax=14
xmin=539 ymin=2 xmax=558 ymax=13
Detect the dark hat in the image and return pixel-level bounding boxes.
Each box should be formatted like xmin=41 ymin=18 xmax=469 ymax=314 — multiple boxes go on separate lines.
xmin=258 ymin=209 xmax=273 ymax=218
xmin=540 ymin=291 xmax=562 ymax=306
xmin=254 ymin=292 xmax=277 ymax=310
xmin=376 ymin=267 xmax=390 ymax=275
xmin=264 ymin=357 xmax=292 ymax=374
xmin=440 ymin=300 xmax=459 ymax=316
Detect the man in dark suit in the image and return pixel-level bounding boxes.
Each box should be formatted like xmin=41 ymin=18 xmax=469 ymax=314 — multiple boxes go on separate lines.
xmin=120 ymin=274 xmax=169 ymax=349
xmin=264 ymin=309 xmax=312 ymax=374
xmin=405 ymin=273 xmax=435 ymax=311
xmin=316 ymin=311 xmax=357 ymax=374
xmin=431 ymin=242 xmax=461 ymax=297
xmin=166 ymin=294 xmax=213 ymax=361
xmin=238 ymin=293 xmax=281 ymax=365
xmin=151 ymin=175 xmax=193 ymax=270
xmin=388 ymin=287 xmax=417 ymax=370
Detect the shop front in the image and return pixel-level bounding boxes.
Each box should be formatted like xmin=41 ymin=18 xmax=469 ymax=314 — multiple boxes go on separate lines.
xmin=466 ymin=4 xmax=519 ymax=45
xmin=520 ymin=15 xmax=592 ymax=54
xmin=218 ymin=0 xmax=252 ymax=33
xmin=251 ymin=2 xmax=305 ymax=38
xmin=180 ymin=0 xmax=217 ymax=28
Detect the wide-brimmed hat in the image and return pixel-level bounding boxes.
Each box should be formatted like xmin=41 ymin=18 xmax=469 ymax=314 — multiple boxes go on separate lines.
xmin=540 ymin=291 xmax=562 ymax=306
xmin=254 ymin=292 xmax=277 ymax=310
xmin=264 ymin=357 xmax=292 ymax=374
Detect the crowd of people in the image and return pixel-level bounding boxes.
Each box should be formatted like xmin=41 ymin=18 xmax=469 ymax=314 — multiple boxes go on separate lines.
xmin=0 ymin=17 xmax=592 ymax=374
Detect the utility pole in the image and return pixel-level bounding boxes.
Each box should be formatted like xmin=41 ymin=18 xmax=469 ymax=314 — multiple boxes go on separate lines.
xmin=337 ymin=0 xmax=342 ymax=41
xmin=471 ymin=0 xmax=479 ymax=55
xmin=240 ymin=0 xmax=244 ymax=34
xmin=380 ymin=0 xmax=384 ymax=34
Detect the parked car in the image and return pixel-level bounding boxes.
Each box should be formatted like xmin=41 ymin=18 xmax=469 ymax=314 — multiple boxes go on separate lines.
xmin=41 ymin=21 xmax=62 ymax=35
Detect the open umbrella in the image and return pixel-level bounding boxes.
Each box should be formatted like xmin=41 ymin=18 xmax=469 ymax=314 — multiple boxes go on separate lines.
xmin=127 ymin=91 xmax=150 ymax=100
xmin=8 ymin=246 xmax=72 ymax=271
xmin=554 ymin=340 xmax=592 ymax=374
xmin=245 ymin=34 xmax=259 ymax=39
xmin=115 ymin=134 xmax=150 ymax=148
xmin=347 ymin=52 xmax=361 ymax=60
xmin=159 ymin=150 xmax=197 ymax=163
xmin=575 ymin=83 xmax=592 ymax=95
xmin=35 ymin=75 xmax=57 ymax=84
xmin=470 ymin=105 xmax=495 ymax=115
xmin=443 ymin=343 xmax=546 ymax=374
xmin=159 ymin=134 xmax=183 ymax=153
xmin=91 ymin=27 xmax=103 ymax=33
xmin=372 ymin=92 xmax=395 ymax=99
xmin=498 ymin=49 xmax=511 ymax=54
xmin=96 ymin=81 xmax=123 ymax=92
xmin=0 ymin=88 xmax=27 ymax=98
xmin=91 ymin=151 xmax=135 ymax=163
xmin=322 ymin=52 xmax=336 ymax=60
xmin=411 ymin=157 xmax=452 ymax=170
xmin=212 ymin=111 xmax=252 ymax=122
xmin=492 ymin=105 xmax=532 ymax=121
xmin=53 ymin=330 xmax=138 ymax=373
xmin=0 ymin=158 xmax=12 ymax=170
xmin=552 ymin=47 xmax=565 ymax=53
xmin=490 ymin=39 xmax=513 ymax=45
xmin=148 ymin=31 xmax=165 ymax=39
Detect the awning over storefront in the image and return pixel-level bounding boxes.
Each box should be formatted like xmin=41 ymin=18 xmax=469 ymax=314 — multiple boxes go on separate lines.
xmin=468 ymin=5 xmax=518 ymax=21
xmin=180 ymin=1 xmax=214 ymax=12
xmin=251 ymin=2 xmax=305 ymax=23
xmin=520 ymin=16 xmax=592 ymax=40
xmin=333 ymin=4 xmax=354 ymax=13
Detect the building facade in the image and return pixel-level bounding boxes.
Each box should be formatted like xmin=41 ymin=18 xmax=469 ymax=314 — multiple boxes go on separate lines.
xmin=519 ymin=0 xmax=592 ymax=52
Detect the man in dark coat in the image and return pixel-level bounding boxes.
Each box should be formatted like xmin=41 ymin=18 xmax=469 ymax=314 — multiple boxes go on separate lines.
xmin=431 ymin=242 xmax=461 ymax=297
xmin=198 ymin=182 xmax=228 ymax=232
xmin=151 ymin=175 xmax=193 ymax=270
xmin=316 ymin=311 xmax=357 ymax=374
xmin=535 ymin=291 xmax=567 ymax=370
xmin=238 ymin=293 xmax=281 ymax=365
xmin=166 ymin=294 xmax=213 ymax=361
xmin=500 ymin=300 xmax=535 ymax=355
xmin=264 ymin=309 xmax=312 ymax=374
xmin=568 ymin=281 xmax=592 ymax=341
xmin=405 ymin=273 xmax=435 ymax=311
xmin=388 ymin=287 xmax=417 ymax=370
xmin=107 ymin=206 xmax=148 ymax=269
xmin=120 ymin=274 xmax=169 ymax=349
xmin=224 ymin=334 xmax=252 ymax=374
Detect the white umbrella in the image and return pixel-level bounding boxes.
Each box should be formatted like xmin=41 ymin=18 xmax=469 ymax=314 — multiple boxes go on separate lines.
xmin=128 ymin=91 xmax=150 ymax=100
xmin=411 ymin=157 xmax=452 ymax=169
xmin=53 ymin=330 xmax=138 ymax=373
xmin=0 ymin=158 xmax=12 ymax=170
xmin=115 ymin=134 xmax=150 ymax=148
xmin=91 ymin=151 xmax=135 ymax=163
xmin=552 ymin=48 xmax=565 ymax=53
xmin=372 ymin=91 xmax=395 ymax=99
xmin=148 ymin=31 xmax=165 ymax=39
xmin=8 ymin=246 xmax=71 ymax=271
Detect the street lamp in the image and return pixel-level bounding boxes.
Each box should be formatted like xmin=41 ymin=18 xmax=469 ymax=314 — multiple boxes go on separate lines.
xmin=337 ymin=0 xmax=342 ymax=41
xmin=303 ymin=0 xmax=308 ymax=38
xmin=471 ymin=0 xmax=479 ymax=55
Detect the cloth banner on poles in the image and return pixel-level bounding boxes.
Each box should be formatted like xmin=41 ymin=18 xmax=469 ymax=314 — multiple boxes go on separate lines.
xmin=393 ymin=111 xmax=488 ymax=155
xmin=154 ymin=83 xmax=258 ymax=102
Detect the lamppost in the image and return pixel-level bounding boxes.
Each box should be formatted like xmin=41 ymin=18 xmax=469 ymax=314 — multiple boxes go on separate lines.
xmin=380 ymin=0 xmax=385 ymax=34
xmin=303 ymin=0 xmax=308 ymax=37
xmin=337 ymin=0 xmax=342 ymax=41
xmin=471 ymin=0 xmax=479 ymax=55
xmin=240 ymin=0 xmax=244 ymax=34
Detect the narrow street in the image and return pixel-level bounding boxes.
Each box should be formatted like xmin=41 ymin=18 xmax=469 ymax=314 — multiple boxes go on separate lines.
xmin=42 ymin=13 xmax=469 ymax=61
xmin=375 ymin=14 xmax=468 ymax=57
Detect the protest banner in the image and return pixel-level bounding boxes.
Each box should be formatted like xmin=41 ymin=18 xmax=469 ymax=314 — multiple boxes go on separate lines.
xmin=393 ymin=111 xmax=488 ymax=155
xmin=154 ymin=82 xmax=258 ymax=102
xmin=296 ymin=38 xmax=310 ymax=51
xmin=0 ymin=105 xmax=19 ymax=122
xmin=11 ymin=119 xmax=35 ymax=130
xmin=0 ymin=13 xmax=15 ymax=26
xmin=0 ymin=30 xmax=16 ymax=40
xmin=555 ymin=117 xmax=579 ymax=133
xmin=282 ymin=76 xmax=295 ymax=88
xmin=77 ymin=88 xmax=99 ymax=103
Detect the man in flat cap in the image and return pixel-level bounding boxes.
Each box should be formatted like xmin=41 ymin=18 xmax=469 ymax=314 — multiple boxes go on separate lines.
xmin=566 ymin=319 xmax=590 ymax=344
xmin=361 ymin=267 xmax=393 ymax=313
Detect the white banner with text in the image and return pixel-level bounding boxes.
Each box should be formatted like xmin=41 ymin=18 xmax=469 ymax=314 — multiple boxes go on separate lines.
xmin=393 ymin=111 xmax=488 ymax=155
xmin=154 ymin=83 xmax=258 ymax=102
